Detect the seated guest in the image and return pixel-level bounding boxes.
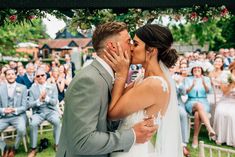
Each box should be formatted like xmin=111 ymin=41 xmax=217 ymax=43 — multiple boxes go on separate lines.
xmin=213 ymin=61 xmax=235 ymax=146
xmin=175 ymin=62 xmax=190 ymax=156
xmin=28 ymin=68 xmax=61 ymax=157
xmin=16 ymin=63 xmax=35 ymax=89
xmin=209 ymin=56 xmax=229 ymax=102
xmin=64 ymin=54 xmax=76 ymax=78
xmin=58 ymin=65 xmax=71 ymax=87
xmin=39 ymin=63 xmax=51 ymax=79
xmin=0 ymin=65 xmax=9 ymax=84
xmin=0 ymin=68 xmax=27 ymax=157
xmin=182 ymin=61 xmax=215 ymax=148
xmin=47 ymin=67 xmax=66 ymax=103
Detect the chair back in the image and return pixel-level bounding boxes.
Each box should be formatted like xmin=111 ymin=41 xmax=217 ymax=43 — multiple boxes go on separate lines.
xmin=199 ymin=141 xmax=235 ymax=157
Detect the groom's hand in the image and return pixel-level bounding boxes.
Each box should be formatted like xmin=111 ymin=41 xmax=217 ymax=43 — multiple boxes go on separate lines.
xmin=132 ymin=117 xmax=157 ymax=143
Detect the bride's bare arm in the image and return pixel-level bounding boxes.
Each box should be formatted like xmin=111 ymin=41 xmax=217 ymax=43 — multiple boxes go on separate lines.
xmin=108 ymin=78 xmax=167 ymax=120
xmin=124 ymin=82 xmax=135 ymax=93
xmin=103 ymin=42 xmax=131 ymax=115
xmin=104 ymin=43 xmax=168 ymax=120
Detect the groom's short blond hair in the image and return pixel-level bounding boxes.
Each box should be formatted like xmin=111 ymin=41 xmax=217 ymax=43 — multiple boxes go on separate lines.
xmin=92 ymin=22 xmax=127 ymax=54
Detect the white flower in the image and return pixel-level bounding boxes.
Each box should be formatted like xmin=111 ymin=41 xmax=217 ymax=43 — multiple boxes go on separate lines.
xmin=16 ymin=87 xmax=22 ymax=94
xmin=46 ymin=84 xmax=52 ymax=94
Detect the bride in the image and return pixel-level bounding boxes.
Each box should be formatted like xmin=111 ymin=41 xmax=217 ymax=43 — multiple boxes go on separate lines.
xmin=104 ymin=24 xmax=183 ymax=157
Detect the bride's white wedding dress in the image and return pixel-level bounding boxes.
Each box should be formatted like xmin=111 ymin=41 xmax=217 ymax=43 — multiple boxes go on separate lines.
xmin=111 ymin=62 xmax=183 ymax=157
xmin=111 ymin=110 xmax=155 ymax=157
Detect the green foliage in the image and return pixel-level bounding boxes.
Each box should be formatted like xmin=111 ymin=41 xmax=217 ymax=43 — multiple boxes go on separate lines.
xmin=69 ymin=8 xmax=232 ymax=47
xmin=0 ymin=19 xmax=48 ymax=56
xmin=1 ymin=7 xmax=233 ymax=53
xmin=171 ymin=19 xmax=226 ymax=48
xmin=213 ymin=16 xmax=235 ymax=50
xmin=69 ymin=9 xmax=146 ymax=37
xmin=0 ymin=9 xmax=66 ymax=26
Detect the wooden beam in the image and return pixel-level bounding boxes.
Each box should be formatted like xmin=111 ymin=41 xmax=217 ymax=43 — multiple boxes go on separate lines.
xmin=0 ymin=0 xmax=234 ymax=9
xmin=1 ymin=0 xmax=234 ymax=14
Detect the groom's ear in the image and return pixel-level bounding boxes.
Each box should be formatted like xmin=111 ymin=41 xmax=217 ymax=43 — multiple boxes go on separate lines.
xmin=106 ymin=41 xmax=116 ymax=51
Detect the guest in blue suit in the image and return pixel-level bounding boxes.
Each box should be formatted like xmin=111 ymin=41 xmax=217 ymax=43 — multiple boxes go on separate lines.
xmin=0 ymin=68 xmax=27 ymax=156
xmin=16 ymin=62 xmax=35 ymax=89
xmin=28 ymin=68 xmax=61 ymax=157
xmin=182 ymin=61 xmax=215 ymax=148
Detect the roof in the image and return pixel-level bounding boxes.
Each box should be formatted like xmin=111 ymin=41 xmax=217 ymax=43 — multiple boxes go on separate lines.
xmin=55 ymin=28 xmax=86 ymax=39
xmin=72 ymin=38 xmax=92 ymax=48
xmin=17 ymin=42 xmax=39 ymax=48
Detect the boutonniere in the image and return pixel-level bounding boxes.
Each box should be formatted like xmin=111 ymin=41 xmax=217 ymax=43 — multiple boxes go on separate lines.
xmin=45 ymin=84 xmax=52 ymax=94
xmin=16 ymin=87 xmax=22 ymax=94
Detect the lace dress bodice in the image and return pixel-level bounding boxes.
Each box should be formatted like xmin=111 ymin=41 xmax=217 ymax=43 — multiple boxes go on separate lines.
xmin=111 ymin=76 xmax=168 ymax=157
xmin=118 ymin=76 xmax=168 ymax=130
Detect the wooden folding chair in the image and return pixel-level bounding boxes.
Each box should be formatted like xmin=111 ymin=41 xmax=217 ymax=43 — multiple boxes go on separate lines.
xmin=199 ymin=141 xmax=235 ymax=157
xmin=0 ymin=126 xmax=28 ymax=155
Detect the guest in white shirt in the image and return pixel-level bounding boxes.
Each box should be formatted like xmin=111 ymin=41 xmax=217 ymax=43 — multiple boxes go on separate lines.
xmin=0 ymin=68 xmax=27 ymax=156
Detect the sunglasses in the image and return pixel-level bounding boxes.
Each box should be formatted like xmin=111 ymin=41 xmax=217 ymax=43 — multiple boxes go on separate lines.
xmin=36 ymin=74 xmax=45 ymax=78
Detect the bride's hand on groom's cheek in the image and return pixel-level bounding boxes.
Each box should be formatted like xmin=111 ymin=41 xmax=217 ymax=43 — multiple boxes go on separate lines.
xmin=133 ymin=118 xmax=157 ymax=144
xmin=103 ymin=43 xmax=130 ymax=75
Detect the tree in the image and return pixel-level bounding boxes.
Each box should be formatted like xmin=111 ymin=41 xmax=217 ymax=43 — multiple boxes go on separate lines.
xmin=170 ymin=19 xmax=226 ymax=49
xmin=213 ymin=16 xmax=235 ymax=50
xmin=68 ymin=7 xmax=232 ymax=48
xmin=0 ymin=19 xmax=48 ymax=56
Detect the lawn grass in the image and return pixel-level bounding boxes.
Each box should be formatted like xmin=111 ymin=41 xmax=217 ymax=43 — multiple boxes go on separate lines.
xmin=4 ymin=126 xmax=235 ymax=157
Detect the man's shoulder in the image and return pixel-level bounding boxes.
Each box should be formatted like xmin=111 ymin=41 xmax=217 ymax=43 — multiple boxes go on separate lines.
xmin=0 ymin=83 xmax=5 ymax=92
xmin=76 ymin=64 xmax=100 ymax=79
xmin=29 ymin=83 xmax=37 ymax=91
xmin=16 ymin=83 xmax=27 ymax=90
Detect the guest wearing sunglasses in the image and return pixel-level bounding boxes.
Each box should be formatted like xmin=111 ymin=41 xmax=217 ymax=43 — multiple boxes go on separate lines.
xmin=28 ymin=68 xmax=61 ymax=157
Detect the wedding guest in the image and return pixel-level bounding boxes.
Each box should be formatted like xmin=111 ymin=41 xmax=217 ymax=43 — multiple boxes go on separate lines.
xmin=224 ymin=49 xmax=232 ymax=69
xmin=1 ymin=65 xmax=10 ymax=84
xmin=209 ymin=56 xmax=229 ymax=102
xmin=47 ymin=67 xmax=67 ymax=102
xmin=17 ymin=65 xmax=26 ymax=77
xmin=229 ymin=48 xmax=235 ymax=62
xmin=213 ymin=61 xmax=235 ymax=147
xmin=16 ymin=62 xmax=35 ymax=89
xmin=9 ymin=61 xmax=17 ymax=71
xmin=28 ymin=68 xmax=61 ymax=157
xmin=198 ymin=51 xmax=214 ymax=73
xmin=182 ymin=61 xmax=215 ymax=148
xmin=175 ymin=63 xmax=190 ymax=156
xmin=58 ymin=65 xmax=71 ymax=87
xmin=0 ymin=69 xmax=27 ymax=156
xmin=64 ymin=54 xmax=76 ymax=78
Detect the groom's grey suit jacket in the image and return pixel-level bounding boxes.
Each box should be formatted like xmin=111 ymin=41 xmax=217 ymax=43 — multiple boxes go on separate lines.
xmin=56 ymin=60 xmax=135 ymax=157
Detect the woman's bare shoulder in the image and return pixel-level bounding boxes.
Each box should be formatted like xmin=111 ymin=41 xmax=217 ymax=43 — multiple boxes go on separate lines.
xmin=133 ymin=76 xmax=169 ymax=96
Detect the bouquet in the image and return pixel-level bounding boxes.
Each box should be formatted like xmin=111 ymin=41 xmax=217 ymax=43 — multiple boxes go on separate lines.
xmin=227 ymin=74 xmax=235 ymax=84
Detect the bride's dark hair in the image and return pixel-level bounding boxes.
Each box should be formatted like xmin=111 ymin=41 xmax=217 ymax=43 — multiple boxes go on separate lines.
xmin=135 ymin=24 xmax=178 ymax=68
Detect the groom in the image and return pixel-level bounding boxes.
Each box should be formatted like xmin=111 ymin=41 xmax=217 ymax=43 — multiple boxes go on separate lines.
xmin=56 ymin=22 xmax=156 ymax=157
